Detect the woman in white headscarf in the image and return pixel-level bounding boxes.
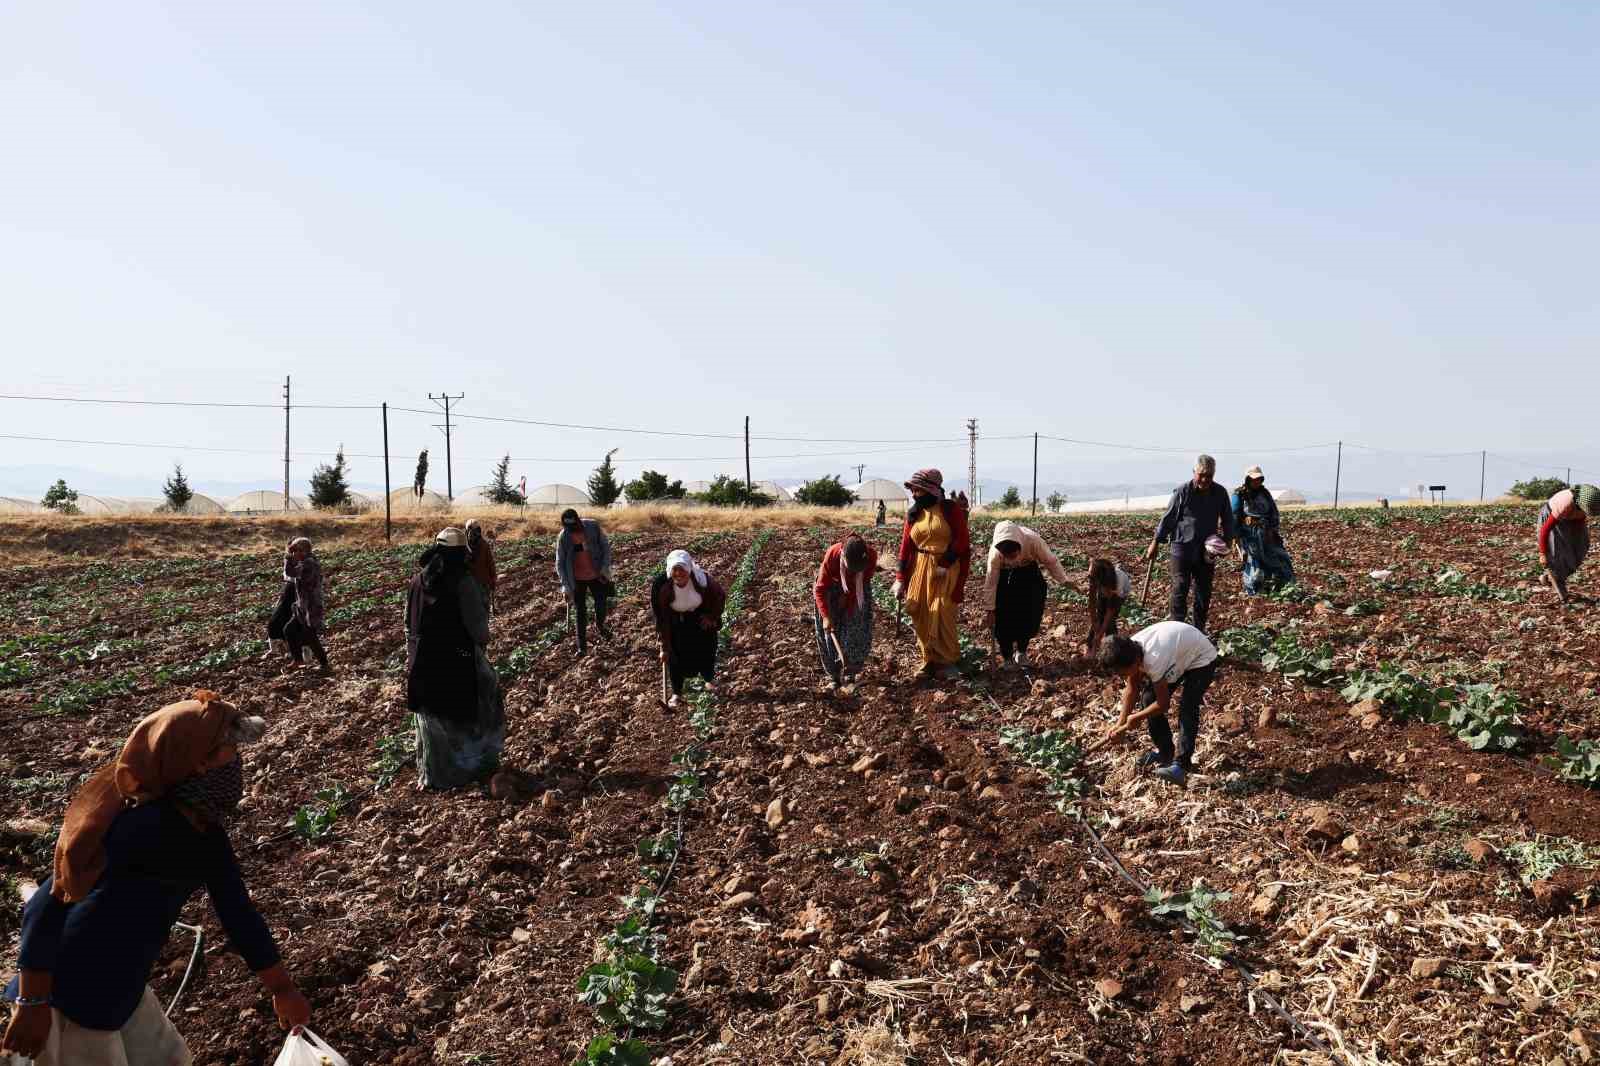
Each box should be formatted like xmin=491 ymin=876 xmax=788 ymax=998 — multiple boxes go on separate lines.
xmin=650 ymin=550 xmax=726 ymax=708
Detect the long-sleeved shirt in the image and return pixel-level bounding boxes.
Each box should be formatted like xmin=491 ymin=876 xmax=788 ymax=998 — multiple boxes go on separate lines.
xmin=284 ymin=554 xmax=325 ymax=633
xmin=554 ymin=520 xmax=613 ymax=594
xmin=1154 ymin=480 xmax=1235 ymax=561
xmin=5 ymin=800 xmax=279 ymax=1031
xmin=813 ymin=539 xmax=879 ymax=620
xmin=896 ymin=498 xmax=972 ymax=603
xmin=1539 ymin=488 xmax=1587 ymax=556
xmin=1232 ymin=486 xmax=1280 ymax=532
xmin=981 ymin=521 xmax=1069 ymax=609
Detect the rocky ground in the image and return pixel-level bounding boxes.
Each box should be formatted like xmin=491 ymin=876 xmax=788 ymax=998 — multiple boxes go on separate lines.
xmin=4 ymin=505 xmax=1599 ymax=1065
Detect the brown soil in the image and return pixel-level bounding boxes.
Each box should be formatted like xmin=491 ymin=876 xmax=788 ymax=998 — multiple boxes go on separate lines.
xmin=4 ymin=506 xmax=1599 ymax=1065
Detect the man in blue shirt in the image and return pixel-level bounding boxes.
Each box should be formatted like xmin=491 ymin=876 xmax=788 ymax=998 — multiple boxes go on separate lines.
xmin=1145 ymin=454 xmax=1235 ymax=634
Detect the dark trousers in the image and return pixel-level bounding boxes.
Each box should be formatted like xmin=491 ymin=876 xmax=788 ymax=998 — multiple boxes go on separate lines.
xmin=285 ymin=620 xmax=329 ymax=668
xmin=667 ymin=612 xmax=717 ymax=694
xmin=573 ymin=579 xmax=610 ymax=649
xmin=1169 ymin=554 xmax=1216 ymax=633
xmin=266 ymin=583 xmax=295 ymax=641
xmin=993 ymin=564 xmax=1047 ymax=658
xmin=1144 ymin=660 xmax=1217 ymax=766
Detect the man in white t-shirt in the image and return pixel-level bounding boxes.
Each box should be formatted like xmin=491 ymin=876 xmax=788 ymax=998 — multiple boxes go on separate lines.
xmin=1097 ymin=620 xmax=1219 ymax=787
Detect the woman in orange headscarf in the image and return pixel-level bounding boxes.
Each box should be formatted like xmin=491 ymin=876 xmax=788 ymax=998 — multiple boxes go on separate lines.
xmin=2 ymin=692 xmax=311 ymax=1064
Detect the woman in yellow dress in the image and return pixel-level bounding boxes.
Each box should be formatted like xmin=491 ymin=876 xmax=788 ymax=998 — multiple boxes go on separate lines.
xmin=892 ymin=468 xmax=972 ymax=679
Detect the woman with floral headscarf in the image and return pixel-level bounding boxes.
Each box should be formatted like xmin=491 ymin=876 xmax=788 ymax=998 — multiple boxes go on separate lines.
xmin=1232 ymin=466 xmax=1296 ymax=595
xmin=1538 ymin=484 xmax=1600 ymax=603
xmin=892 ymin=469 xmax=971 ymax=679
xmin=651 ymin=549 xmax=726 ymax=707
xmin=405 ymin=528 xmax=506 ymax=790
xmin=2 ymin=692 xmax=310 ymax=1064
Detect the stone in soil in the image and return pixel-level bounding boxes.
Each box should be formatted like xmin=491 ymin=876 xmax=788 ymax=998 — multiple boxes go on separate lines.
xmin=1411 ymin=957 xmax=1447 ymax=980
xmin=766 ymin=797 xmax=786 ymax=828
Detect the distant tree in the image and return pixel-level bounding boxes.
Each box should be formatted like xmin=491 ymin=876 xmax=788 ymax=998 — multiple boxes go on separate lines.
xmin=988 ymin=486 xmax=1023 ymax=510
xmin=162 ymin=463 xmax=194 ymax=512
xmin=694 ymin=475 xmax=773 ymax=508
xmin=308 ymin=446 xmax=352 ymax=510
xmin=1509 ymin=476 xmax=1568 ymax=501
xmin=413 ymin=450 xmax=429 ymax=498
xmin=487 ymin=454 xmax=525 ymax=505
xmin=587 ymin=449 xmax=623 ymax=507
xmin=40 ymin=479 xmax=79 ymax=514
xmin=1046 ymin=491 xmax=1067 ymax=513
xmin=793 ymin=475 xmax=855 ymax=508
xmin=624 ymin=470 xmax=687 ymax=502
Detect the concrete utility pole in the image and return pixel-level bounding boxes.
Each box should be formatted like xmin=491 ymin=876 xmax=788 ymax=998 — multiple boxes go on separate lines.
xmin=1031 ymin=432 xmax=1038 ymax=516
xmin=1333 ymin=440 xmax=1343 ymax=510
xmin=745 ymin=416 xmax=752 ymax=495
xmin=282 ymin=376 xmax=290 ymax=511
xmin=967 ymin=418 xmax=978 ymax=502
xmin=1479 ymin=451 xmax=1486 ymax=502
xmin=382 ymin=403 xmax=392 ymax=542
xmin=429 ymin=392 xmax=464 ymax=501
xmin=854 ymin=464 xmax=865 ymax=483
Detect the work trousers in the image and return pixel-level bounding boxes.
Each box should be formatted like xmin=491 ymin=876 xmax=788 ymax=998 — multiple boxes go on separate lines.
xmin=1169 ymin=554 xmax=1216 ymax=633
xmin=1144 ymin=660 xmax=1218 ymax=767
xmin=573 ymin=579 xmax=610 ymax=650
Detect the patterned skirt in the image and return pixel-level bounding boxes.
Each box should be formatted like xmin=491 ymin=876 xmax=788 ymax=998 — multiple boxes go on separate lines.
xmin=815 ymin=592 xmax=873 ymax=682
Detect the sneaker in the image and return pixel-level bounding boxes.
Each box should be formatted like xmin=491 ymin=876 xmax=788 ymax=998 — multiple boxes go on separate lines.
xmin=1153 ymin=762 xmax=1187 ymax=788
xmin=1135 ymin=750 xmax=1165 ymax=772
xmin=1014 ymin=650 xmax=1029 ymax=668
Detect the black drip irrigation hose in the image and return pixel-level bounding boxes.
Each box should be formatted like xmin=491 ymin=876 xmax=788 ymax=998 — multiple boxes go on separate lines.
xmin=977 ymin=690 xmax=1339 ymax=1062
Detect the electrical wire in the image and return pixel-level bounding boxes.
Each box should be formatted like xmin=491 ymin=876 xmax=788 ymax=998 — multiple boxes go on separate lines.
xmin=0 ymin=393 xmax=374 ymax=411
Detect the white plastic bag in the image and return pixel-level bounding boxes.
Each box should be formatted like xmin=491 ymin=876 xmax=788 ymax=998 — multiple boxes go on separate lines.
xmin=272 ymin=1027 xmax=351 ymax=1066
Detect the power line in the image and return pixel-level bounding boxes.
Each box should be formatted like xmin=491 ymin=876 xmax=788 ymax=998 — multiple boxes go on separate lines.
xmin=0 ymin=393 xmax=375 ymax=411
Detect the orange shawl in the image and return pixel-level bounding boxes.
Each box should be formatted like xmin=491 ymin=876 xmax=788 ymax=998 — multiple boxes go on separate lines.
xmin=52 ymin=690 xmax=237 ymax=903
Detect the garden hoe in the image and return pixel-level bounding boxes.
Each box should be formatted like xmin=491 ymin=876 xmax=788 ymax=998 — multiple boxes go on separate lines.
xmin=828 ymin=629 xmax=850 ymax=690
xmin=1141 ymin=543 xmax=1158 ymax=607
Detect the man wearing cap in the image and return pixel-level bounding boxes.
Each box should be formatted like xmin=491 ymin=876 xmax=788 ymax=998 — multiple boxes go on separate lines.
xmin=1145 ymin=454 xmax=1235 ymax=633
xmin=1538 ymin=484 xmax=1600 ymax=604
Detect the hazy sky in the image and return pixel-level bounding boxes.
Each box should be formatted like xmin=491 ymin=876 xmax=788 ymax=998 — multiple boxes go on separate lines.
xmin=1 ymin=2 xmax=1595 ymax=499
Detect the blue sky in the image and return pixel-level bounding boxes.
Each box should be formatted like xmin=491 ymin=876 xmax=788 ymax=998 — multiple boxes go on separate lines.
xmin=0 ymin=2 xmax=1594 ymax=500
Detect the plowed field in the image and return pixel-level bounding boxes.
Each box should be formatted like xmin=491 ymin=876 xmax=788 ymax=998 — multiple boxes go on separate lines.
xmin=5 ymin=505 xmax=1600 ymax=1065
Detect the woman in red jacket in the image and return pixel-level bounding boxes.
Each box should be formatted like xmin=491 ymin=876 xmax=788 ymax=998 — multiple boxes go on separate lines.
xmin=892 ymin=469 xmax=971 ymax=679
xmin=1538 ymin=484 xmax=1600 ymax=603
xmin=814 ymin=533 xmax=884 ymax=685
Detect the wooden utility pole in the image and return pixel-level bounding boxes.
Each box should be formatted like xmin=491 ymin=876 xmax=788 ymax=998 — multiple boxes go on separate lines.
xmin=282 ymin=376 xmax=291 ymax=511
xmin=967 ymin=418 xmax=978 ymax=501
xmin=382 ymin=403 xmax=392 ymax=542
xmin=429 ymin=392 xmax=463 ymax=501
xmin=1333 ymin=440 xmax=1343 ymax=510
xmin=1479 ymin=451 xmax=1486 ymax=502
xmin=744 ymin=416 xmax=752 ymax=495
xmin=1031 ymin=432 xmax=1038 ymax=516
xmin=854 ymin=464 xmax=865 ymax=483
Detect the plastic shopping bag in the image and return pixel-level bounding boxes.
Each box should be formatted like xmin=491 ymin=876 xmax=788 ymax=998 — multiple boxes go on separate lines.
xmin=272 ymin=1027 xmax=351 ymax=1066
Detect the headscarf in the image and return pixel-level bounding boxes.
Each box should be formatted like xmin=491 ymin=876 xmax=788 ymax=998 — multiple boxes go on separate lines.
xmin=288 ymin=536 xmax=312 ymax=553
xmin=52 ymin=690 xmax=265 ymax=903
xmin=838 ymin=535 xmax=871 ymax=611
xmin=1577 ymin=484 xmax=1600 ymax=518
xmin=904 ymin=468 xmax=944 ymax=499
xmin=665 ymin=549 xmax=706 ymax=585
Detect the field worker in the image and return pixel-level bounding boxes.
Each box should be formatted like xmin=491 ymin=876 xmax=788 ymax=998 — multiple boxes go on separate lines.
xmin=651 ymin=549 xmax=725 ymax=708
xmin=1098 ymin=621 xmax=1219 ymax=788
xmin=1538 ymin=484 xmax=1600 ymax=604
xmin=554 ymin=508 xmax=614 ymax=656
xmin=262 ymin=566 xmax=296 ymax=662
xmin=981 ymin=520 xmax=1068 ymax=668
xmin=893 ymin=468 xmax=972 ymax=680
xmin=1233 ymin=466 xmax=1296 ymax=594
xmin=1147 ymin=454 xmax=1235 ymax=633
xmin=282 ymin=536 xmax=330 ymax=672
xmin=814 ymin=532 xmax=884 ymax=685
xmin=1082 ymin=558 xmax=1134 ymax=656
xmin=405 ymin=528 xmax=506 ymax=790
xmin=1 ymin=691 xmax=311 ymax=1064
xmin=464 ymin=518 xmax=498 ymax=609
xmin=875 ymin=500 xmax=887 ymax=528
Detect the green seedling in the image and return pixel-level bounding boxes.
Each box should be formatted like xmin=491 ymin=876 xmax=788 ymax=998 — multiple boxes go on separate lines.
xmin=1144 ymin=879 xmax=1239 ymax=959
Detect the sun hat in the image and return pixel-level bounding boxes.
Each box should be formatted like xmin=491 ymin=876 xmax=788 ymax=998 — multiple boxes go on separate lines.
xmin=905 ymin=468 xmax=944 ymax=497
xmin=435 ymin=527 xmax=466 ymax=547
xmin=1244 ymin=465 xmax=1264 ymax=480
xmin=1576 ymin=485 xmax=1600 ymax=517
